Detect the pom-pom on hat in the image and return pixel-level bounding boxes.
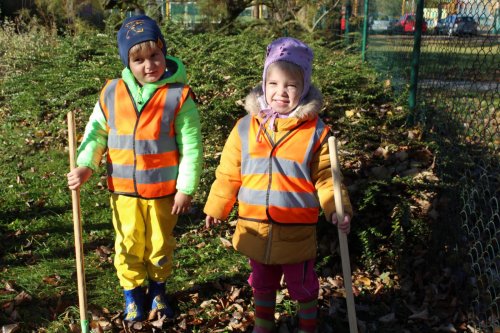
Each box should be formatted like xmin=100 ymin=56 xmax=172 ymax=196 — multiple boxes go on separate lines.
xmin=262 ymin=37 xmax=314 ymax=102
xmin=117 ymin=15 xmax=166 ymax=66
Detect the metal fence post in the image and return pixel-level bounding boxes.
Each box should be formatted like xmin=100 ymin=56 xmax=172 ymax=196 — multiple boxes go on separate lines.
xmin=361 ymin=0 xmax=369 ymax=61
xmin=344 ymin=1 xmax=352 ymax=46
xmin=408 ymin=0 xmax=424 ymax=123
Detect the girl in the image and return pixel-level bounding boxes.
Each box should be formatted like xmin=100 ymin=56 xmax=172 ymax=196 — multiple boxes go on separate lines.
xmin=203 ymin=37 xmax=353 ymax=332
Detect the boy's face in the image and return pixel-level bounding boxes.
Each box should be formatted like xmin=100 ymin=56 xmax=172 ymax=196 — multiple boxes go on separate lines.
xmin=265 ymin=66 xmax=303 ymax=115
xmin=128 ymin=44 xmax=166 ymax=85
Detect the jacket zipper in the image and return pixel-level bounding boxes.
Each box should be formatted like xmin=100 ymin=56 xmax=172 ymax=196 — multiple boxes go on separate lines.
xmin=264 ymin=131 xmax=276 ymax=264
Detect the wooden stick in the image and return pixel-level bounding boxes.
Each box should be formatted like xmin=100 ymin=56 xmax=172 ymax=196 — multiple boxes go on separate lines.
xmin=67 ymin=110 xmax=89 ymax=333
xmin=328 ymin=136 xmax=358 ymax=333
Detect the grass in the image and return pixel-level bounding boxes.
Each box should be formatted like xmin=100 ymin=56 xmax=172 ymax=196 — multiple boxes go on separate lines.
xmin=1 ymin=17 xmax=497 ymax=333
xmin=366 ymin=34 xmax=499 ymax=83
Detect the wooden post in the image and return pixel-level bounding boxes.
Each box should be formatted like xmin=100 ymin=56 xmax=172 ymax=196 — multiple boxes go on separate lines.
xmin=328 ymin=137 xmax=358 ymax=333
xmin=67 ymin=111 xmax=89 ymax=333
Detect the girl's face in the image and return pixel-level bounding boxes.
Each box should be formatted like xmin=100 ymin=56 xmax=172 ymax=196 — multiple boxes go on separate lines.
xmin=129 ymin=44 xmax=166 ymax=85
xmin=265 ymin=66 xmax=304 ymax=114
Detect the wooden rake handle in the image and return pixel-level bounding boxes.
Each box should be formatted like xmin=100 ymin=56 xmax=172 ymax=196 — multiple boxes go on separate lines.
xmin=328 ymin=136 xmax=358 ymax=333
xmin=67 ymin=110 xmax=89 ymax=333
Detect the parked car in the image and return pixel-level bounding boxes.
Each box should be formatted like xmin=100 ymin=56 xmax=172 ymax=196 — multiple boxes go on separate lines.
xmin=370 ymin=15 xmax=394 ymax=33
xmin=434 ymin=18 xmax=446 ymax=34
xmin=390 ymin=13 xmax=428 ymax=34
xmin=435 ymin=15 xmax=478 ymax=36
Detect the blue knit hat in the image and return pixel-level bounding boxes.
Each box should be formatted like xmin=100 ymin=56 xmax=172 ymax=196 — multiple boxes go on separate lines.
xmin=117 ymin=15 xmax=166 ymax=66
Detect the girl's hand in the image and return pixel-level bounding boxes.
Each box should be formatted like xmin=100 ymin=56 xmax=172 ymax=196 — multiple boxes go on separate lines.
xmin=332 ymin=213 xmax=351 ymax=234
xmin=67 ymin=167 xmax=93 ymax=190
xmin=172 ymin=192 xmax=192 ymax=215
xmin=205 ymin=215 xmax=222 ymax=229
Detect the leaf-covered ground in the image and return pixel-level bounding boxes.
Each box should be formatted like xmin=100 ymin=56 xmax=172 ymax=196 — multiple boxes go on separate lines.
xmin=0 ymin=22 xmax=473 ymax=332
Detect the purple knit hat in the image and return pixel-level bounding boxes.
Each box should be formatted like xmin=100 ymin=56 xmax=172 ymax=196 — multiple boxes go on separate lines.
xmin=262 ymin=37 xmax=314 ymax=102
xmin=117 ymin=15 xmax=166 ymax=67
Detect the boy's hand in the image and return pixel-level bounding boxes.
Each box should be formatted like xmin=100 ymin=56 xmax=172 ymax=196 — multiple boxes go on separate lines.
xmin=332 ymin=213 xmax=351 ymax=234
xmin=67 ymin=167 xmax=93 ymax=190
xmin=205 ymin=215 xmax=222 ymax=229
xmin=172 ymin=192 xmax=192 ymax=215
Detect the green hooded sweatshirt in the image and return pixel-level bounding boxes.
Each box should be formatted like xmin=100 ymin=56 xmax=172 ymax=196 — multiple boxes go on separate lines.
xmin=76 ymin=56 xmax=202 ymax=196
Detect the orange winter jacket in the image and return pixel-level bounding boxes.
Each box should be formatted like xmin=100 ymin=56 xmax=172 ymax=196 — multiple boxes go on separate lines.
xmin=204 ymin=85 xmax=353 ymax=264
xmin=99 ymin=79 xmax=192 ymax=198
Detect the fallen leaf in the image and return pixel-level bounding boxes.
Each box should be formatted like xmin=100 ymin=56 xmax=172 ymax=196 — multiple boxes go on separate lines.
xmin=150 ymin=313 xmax=167 ymax=328
xmin=373 ymin=146 xmax=388 ymax=159
xmin=9 ymin=309 xmax=20 ymax=321
xmin=378 ymin=312 xmax=396 ymax=323
xmin=2 ymin=301 xmax=14 ymax=314
xmin=14 ymin=291 xmax=32 ymax=305
xmin=345 ymin=110 xmax=356 ymax=118
xmin=2 ymin=324 xmax=21 ymax=333
xmin=408 ymin=308 xmax=429 ymax=320
xmin=68 ymin=323 xmax=80 ymax=333
xmin=219 ymin=237 xmax=232 ymax=248
xmin=200 ymin=299 xmax=216 ymax=308
xmin=228 ymin=287 xmax=241 ymax=302
xmin=4 ymin=281 xmax=17 ymax=292
xmin=43 ymin=275 xmax=61 ymax=286
xmin=356 ymin=276 xmax=372 ymax=287
xmin=438 ymin=323 xmax=457 ymax=332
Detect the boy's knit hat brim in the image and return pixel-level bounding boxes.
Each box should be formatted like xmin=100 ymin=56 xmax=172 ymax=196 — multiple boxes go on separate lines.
xmin=117 ymin=15 xmax=166 ymax=66
xmin=262 ymin=37 xmax=314 ymax=102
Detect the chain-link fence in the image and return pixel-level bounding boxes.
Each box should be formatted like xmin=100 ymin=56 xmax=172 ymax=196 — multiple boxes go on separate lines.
xmin=166 ymin=1 xmax=200 ymax=28
xmin=359 ymin=0 xmax=499 ymax=330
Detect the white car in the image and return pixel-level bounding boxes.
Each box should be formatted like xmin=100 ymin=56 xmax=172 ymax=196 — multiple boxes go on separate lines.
xmin=370 ymin=15 xmax=393 ymax=33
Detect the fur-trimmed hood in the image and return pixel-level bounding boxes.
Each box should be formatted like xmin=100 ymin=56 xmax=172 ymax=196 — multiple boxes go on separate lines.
xmin=244 ymin=84 xmax=324 ymax=121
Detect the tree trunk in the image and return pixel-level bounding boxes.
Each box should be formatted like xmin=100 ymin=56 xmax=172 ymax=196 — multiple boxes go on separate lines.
xmin=219 ymin=0 xmax=253 ymax=27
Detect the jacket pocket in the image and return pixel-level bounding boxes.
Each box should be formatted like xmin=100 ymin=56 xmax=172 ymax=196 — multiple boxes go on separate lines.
xmin=278 ymin=225 xmax=315 ymax=242
xmin=233 ymin=219 xmax=269 ymax=262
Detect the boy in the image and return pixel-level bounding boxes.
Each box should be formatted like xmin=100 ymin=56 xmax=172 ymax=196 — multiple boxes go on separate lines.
xmin=67 ymin=15 xmax=202 ymax=321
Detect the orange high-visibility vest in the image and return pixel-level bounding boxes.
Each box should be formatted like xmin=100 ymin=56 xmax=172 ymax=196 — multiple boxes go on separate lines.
xmin=99 ymin=79 xmax=192 ymax=198
xmin=237 ymin=115 xmax=330 ymax=225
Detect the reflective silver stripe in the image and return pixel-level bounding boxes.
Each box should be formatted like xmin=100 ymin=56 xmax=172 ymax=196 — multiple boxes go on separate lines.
xmin=136 ymin=166 xmax=179 ymax=184
xmin=108 ymin=131 xmax=133 ymax=149
xmin=239 ymin=187 xmax=319 ymax=208
xmin=241 ymin=157 xmax=268 ymax=175
xmin=103 ymin=80 xmax=119 ymax=127
xmin=107 ymin=163 xmax=134 ymax=179
xmin=242 ymin=157 xmax=311 ymax=180
xmin=238 ymin=187 xmax=267 ymax=205
xmin=238 ymin=115 xmax=251 ymax=158
xmin=135 ymin=139 xmax=178 ymax=154
xmin=271 ymin=157 xmax=312 ymax=182
xmin=159 ymin=83 xmax=184 ymax=135
xmin=108 ymin=164 xmax=178 ymax=184
xmin=298 ymin=118 xmax=327 ymax=167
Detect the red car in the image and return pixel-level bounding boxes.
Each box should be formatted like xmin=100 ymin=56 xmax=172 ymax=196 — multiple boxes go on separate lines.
xmin=391 ymin=14 xmax=427 ymax=34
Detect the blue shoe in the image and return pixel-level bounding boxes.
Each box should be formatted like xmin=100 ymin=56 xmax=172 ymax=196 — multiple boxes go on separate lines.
xmin=148 ymin=280 xmax=175 ymax=319
xmin=123 ymin=287 xmax=146 ymax=321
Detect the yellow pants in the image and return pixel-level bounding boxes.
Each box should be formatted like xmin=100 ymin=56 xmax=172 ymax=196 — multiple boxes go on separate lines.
xmin=110 ymin=193 xmax=177 ymax=290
